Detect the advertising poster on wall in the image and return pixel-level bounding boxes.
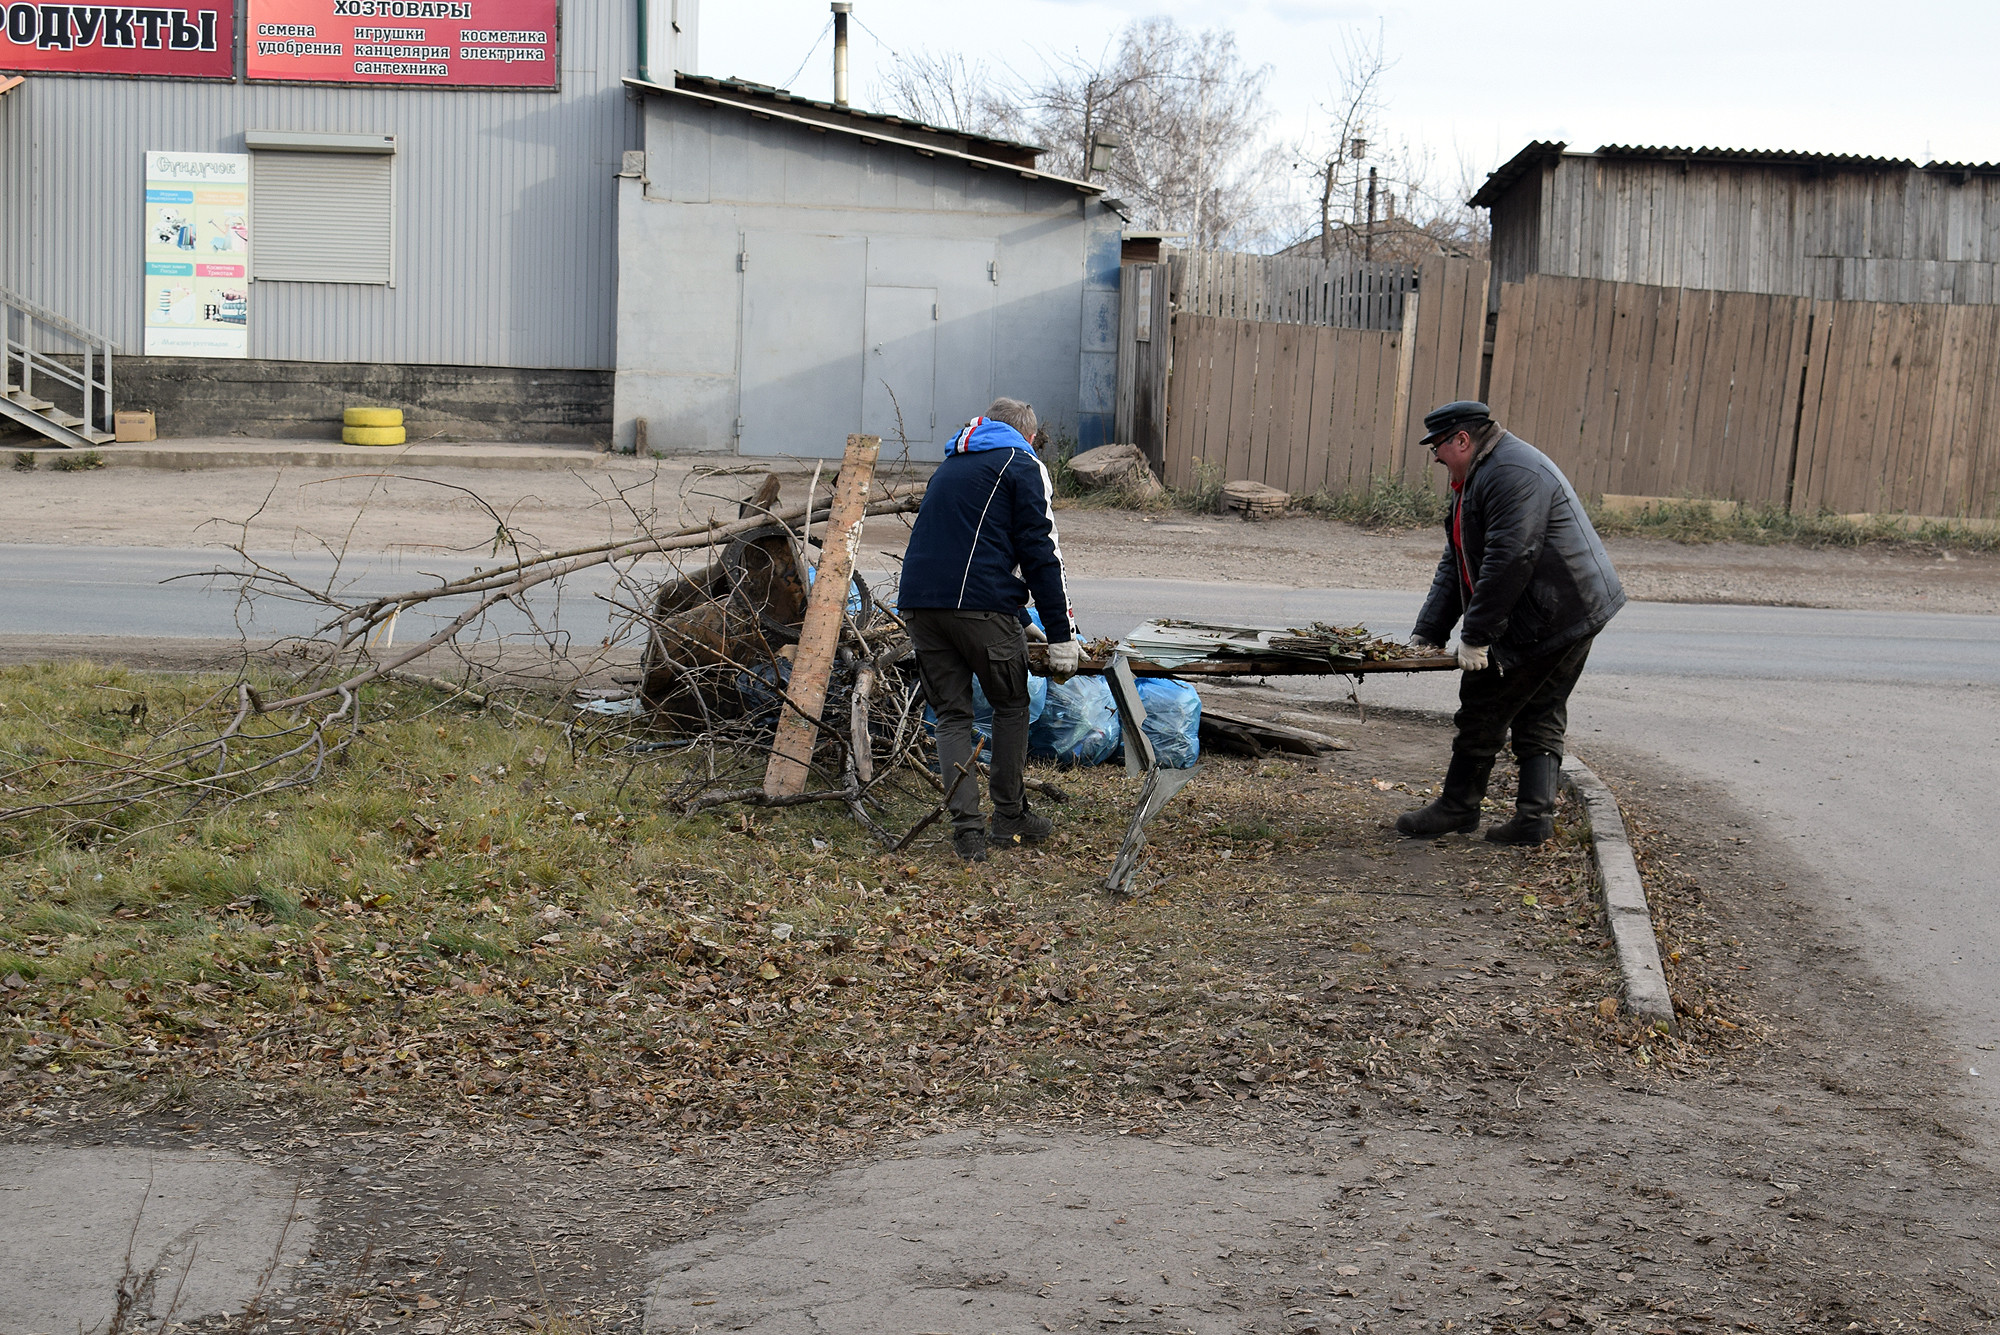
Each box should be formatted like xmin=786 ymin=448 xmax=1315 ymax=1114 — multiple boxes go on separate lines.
xmin=0 ymin=4 xmax=235 ymax=79
xmin=144 ymin=151 xmax=249 ymax=358
xmin=245 ymin=0 xmax=559 ymax=88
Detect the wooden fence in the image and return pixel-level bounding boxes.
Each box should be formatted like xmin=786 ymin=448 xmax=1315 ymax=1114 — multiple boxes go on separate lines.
xmin=1793 ymin=299 xmax=2000 ymax=518
xmin=1114 ymin=262 xmax=1172 ymax=470
xmin=1172 ymin=249 xmax=1419 ymax=331
xmin=1491 ymin=274 xmax=2000 ymax=518
xmin=1159 ymin=256 xmax=1489 ymax=494
xmin=1487 ymin=278 xmax=1813 ymax=506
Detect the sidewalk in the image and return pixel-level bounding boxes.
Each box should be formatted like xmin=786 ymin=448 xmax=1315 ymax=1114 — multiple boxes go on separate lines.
xmin=22 ymin=436 xmax=664 ymax=472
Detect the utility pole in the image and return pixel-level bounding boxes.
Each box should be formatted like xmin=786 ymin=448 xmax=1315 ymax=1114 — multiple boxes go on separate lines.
xmin=1365 ymin=165 xmax=1378 ymax=262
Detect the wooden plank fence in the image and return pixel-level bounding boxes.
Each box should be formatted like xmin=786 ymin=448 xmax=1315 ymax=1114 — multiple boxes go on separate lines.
xmin=1114 ymin=262 xmax=1172 ymax=469
xmin=1490 ymin=273 xmax=2000 ymax=518
xmin=1793 ymin=299 xmax=2000 ymax=518
xmin=1160 ymin=256 xmax=1490 ymax=494
xmin=1173 ymin=249 xmax=1418 ymax=331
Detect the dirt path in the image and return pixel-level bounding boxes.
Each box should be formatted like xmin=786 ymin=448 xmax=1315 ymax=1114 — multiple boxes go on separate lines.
xmin=7 ymin=708 xmax=1993 ymax=1334
xmin=7 ymin=461 xmax=2000 ymax=614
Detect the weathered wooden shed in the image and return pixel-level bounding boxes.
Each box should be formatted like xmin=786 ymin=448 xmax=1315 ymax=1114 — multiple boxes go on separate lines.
xmin=1473 ymin=141 xmax=2000 ymax=308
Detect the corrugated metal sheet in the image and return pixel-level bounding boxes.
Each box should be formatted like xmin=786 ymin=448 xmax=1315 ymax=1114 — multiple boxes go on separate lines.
xmin=1592 ymin=144 xmax=1919 ymax=170
xmin=1467 ymin=140 xmax=1565 ymax=209
xmin=0 ymin=4 xmax=636 ymax=368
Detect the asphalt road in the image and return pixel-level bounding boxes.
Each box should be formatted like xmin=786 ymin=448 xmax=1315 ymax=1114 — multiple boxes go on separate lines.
xmin=5 ymin=544 xmax=1998 ymax=1135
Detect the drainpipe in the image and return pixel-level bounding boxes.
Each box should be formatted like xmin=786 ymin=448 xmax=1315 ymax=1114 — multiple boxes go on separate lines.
xmin=637 ymin=0 xmax=650 ymax=81
xmin=831 ymin=3 xmax=851 ymax=107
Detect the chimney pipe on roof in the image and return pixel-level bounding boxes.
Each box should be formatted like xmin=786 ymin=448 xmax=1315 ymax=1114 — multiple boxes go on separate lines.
xmin=831 ymin=3 xmax=851 ymax=107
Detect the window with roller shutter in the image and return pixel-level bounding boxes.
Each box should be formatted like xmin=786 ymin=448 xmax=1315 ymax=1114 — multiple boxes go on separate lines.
xmin=249 ymin=137 xmax=396 ymax=286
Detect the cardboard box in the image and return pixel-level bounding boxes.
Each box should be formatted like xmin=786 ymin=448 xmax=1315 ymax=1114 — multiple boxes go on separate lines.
xmin=113 ymin=410 xmax=156 ymax=443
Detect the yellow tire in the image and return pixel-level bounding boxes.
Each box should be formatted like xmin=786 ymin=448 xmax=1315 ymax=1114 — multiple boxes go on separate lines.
xmin=343 ymin=407 xmax=404 ymax=428
xmin=343 ymin=425 xmax=407 ymax=446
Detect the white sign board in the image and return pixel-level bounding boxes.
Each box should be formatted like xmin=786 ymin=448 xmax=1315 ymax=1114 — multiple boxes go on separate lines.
xmin=144 ymin=151 xmax=249 ymax=358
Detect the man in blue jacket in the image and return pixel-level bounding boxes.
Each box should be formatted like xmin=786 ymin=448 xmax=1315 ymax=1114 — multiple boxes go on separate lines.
xmin=900 ymin=398 xmax=1082 ymax=862
xmin=1397 ymin=400 xmax=1626 ymax=845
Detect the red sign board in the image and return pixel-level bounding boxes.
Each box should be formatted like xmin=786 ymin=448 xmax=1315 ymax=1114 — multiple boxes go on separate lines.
xmin=246 ymin=0 xmax=558 ymax=87
xmin=0 ymin=4 xmax=235 ymax=78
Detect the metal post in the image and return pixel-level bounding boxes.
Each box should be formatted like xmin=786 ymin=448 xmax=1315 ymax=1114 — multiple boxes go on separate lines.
xmin=1365 ymin=166 xmax=1377 ymax=262
xmin=831 ymin=3 xmax=851 ymax=107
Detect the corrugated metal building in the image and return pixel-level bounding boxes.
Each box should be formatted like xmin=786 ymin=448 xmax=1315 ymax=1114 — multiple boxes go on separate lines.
xmin=1473 ymin=141 xmax=2000 ymax=308
xmin=0 ymin=2 xmax=1118 ymax=454
xmin=0 ymin=4 xmax=695 ymax=441
xmin=615 ymin=76 xmax=1123 ymax=459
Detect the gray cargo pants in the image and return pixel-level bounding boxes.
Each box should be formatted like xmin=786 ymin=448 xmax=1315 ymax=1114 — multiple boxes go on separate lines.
xmin=905 ymin=608 xmax=1031 ymax=835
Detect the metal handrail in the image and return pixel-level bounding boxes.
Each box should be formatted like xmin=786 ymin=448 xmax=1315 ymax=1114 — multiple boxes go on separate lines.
xmin=0 ymin=285 xmax=119 ymax=351
xmin=1 ymin=288 xmax=115 ymax=442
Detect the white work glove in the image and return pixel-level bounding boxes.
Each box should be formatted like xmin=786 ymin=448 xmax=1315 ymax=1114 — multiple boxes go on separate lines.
xmin=1023 ymin=620 xmax=1048 ymax=644
xmin=1408 ymin=634 xmax=1438 ymax=651
xmin=1044 ymin=639 xmax=1081 ymax=682
xmin=1456 ymin=641 xmax=1491 ymax=672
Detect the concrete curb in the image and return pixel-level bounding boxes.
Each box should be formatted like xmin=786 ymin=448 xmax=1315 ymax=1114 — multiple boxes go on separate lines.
xmin=50 ymin=443 xmax=637 ymax=471
xmin=1561 ymin=755 xmax=1678 ymax=1031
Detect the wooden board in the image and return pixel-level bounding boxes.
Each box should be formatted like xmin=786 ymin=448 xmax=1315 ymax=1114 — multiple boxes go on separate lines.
xmin=762 ymin=433 xmax=878 ymax=798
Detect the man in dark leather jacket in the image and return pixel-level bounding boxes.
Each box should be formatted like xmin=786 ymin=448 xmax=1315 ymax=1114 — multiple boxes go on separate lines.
xmin=1396 ymin=400 xmax=1626 ymax=845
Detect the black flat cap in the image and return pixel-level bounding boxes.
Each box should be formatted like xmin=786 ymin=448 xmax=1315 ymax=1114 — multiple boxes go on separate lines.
xmin=1420 ymin=399 xmax=1491 ymax=444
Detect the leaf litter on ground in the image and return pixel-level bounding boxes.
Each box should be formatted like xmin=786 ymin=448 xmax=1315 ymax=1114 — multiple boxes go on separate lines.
xmin=0 ymin=662 xmax=1764 ymax=1141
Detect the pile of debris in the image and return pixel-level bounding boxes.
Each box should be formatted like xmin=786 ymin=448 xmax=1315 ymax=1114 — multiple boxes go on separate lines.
xmin=1112 ymin=619 xmax=1450 ymax=673
xmin=1265 ymin=621 xmax=1450 ymax=667
xmin=1221 ymin=479 xmax=1289 ymax=519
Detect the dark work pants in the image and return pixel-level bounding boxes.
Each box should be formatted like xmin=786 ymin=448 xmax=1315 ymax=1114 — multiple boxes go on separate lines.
xmin=905 ymin=609 xmax=1031 ymax=834
xmin=1452 ymin=635 xmax=1595 ymax=767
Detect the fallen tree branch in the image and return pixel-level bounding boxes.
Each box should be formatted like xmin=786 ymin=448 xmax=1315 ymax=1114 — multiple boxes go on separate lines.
xmin=252 ymin=490 xmax=923 ymax=713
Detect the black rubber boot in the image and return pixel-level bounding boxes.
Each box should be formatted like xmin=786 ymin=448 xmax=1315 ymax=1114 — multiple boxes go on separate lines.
xmin=1395 ymin=754 xmax=1492 ymax=838
xmin=1485 ymin=752 xmax=1562 ymax=845
xmin=989 ymin=806 xmax=1053 ymax=848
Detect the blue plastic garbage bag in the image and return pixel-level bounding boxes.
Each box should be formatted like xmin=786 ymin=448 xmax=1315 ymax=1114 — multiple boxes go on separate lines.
xmin=1125 ymin=677 xmax=1202 ymax=769
xmin=924 ymin=672 xmax=1048 ymax=747
xmin=1029 ymin=674 xmax=1123 ymax=767
xmin=805 ymin=564 xmax=867 ymax=615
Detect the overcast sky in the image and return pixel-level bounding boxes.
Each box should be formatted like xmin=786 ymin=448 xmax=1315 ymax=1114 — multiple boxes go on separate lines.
xmin=699 ymin=0 xmax=2000 ymax=198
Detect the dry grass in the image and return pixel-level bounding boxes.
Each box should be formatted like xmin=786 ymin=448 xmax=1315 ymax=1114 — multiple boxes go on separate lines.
xmin=1063 ymin=456 xmax=1999 ymax=552
xmin=2 ymin=663 xmax=1755 ymax=1139
xmin=1585 ymin=496 xmax=2000 ymax=550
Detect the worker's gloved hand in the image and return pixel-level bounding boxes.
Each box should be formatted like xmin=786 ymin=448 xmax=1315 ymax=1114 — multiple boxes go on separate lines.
xmin=1408 ymin=634 xmax=1438 ymax=651
xmin=1456 ymin=641 xmax=1491 ymax=672
xmin=1044 ymin=639 xmax=1081 ymax=682
xmin=1023 ymin=621 xmax=1049 ymax=644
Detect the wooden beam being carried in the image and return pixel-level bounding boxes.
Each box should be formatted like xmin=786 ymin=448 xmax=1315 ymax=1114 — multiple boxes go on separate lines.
xmin=763 ymin=434 xmax=881 ymax=798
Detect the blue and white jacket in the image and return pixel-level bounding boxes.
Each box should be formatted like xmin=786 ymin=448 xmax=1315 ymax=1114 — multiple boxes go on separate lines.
xmin=898 ymin=417 xmax=1077 ymax=643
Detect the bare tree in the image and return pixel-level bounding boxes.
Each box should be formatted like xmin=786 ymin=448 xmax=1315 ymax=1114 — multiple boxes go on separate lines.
xmin=1283 ymin=25 xmax=1490 ymax=264
xmin=1311 ymin=28 xmax=1389 ymax=261
xmin=1017 ymin=18 xmax=1285 ymax=251
xmin=874 ymin=47 xmax=1017 ymax=138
